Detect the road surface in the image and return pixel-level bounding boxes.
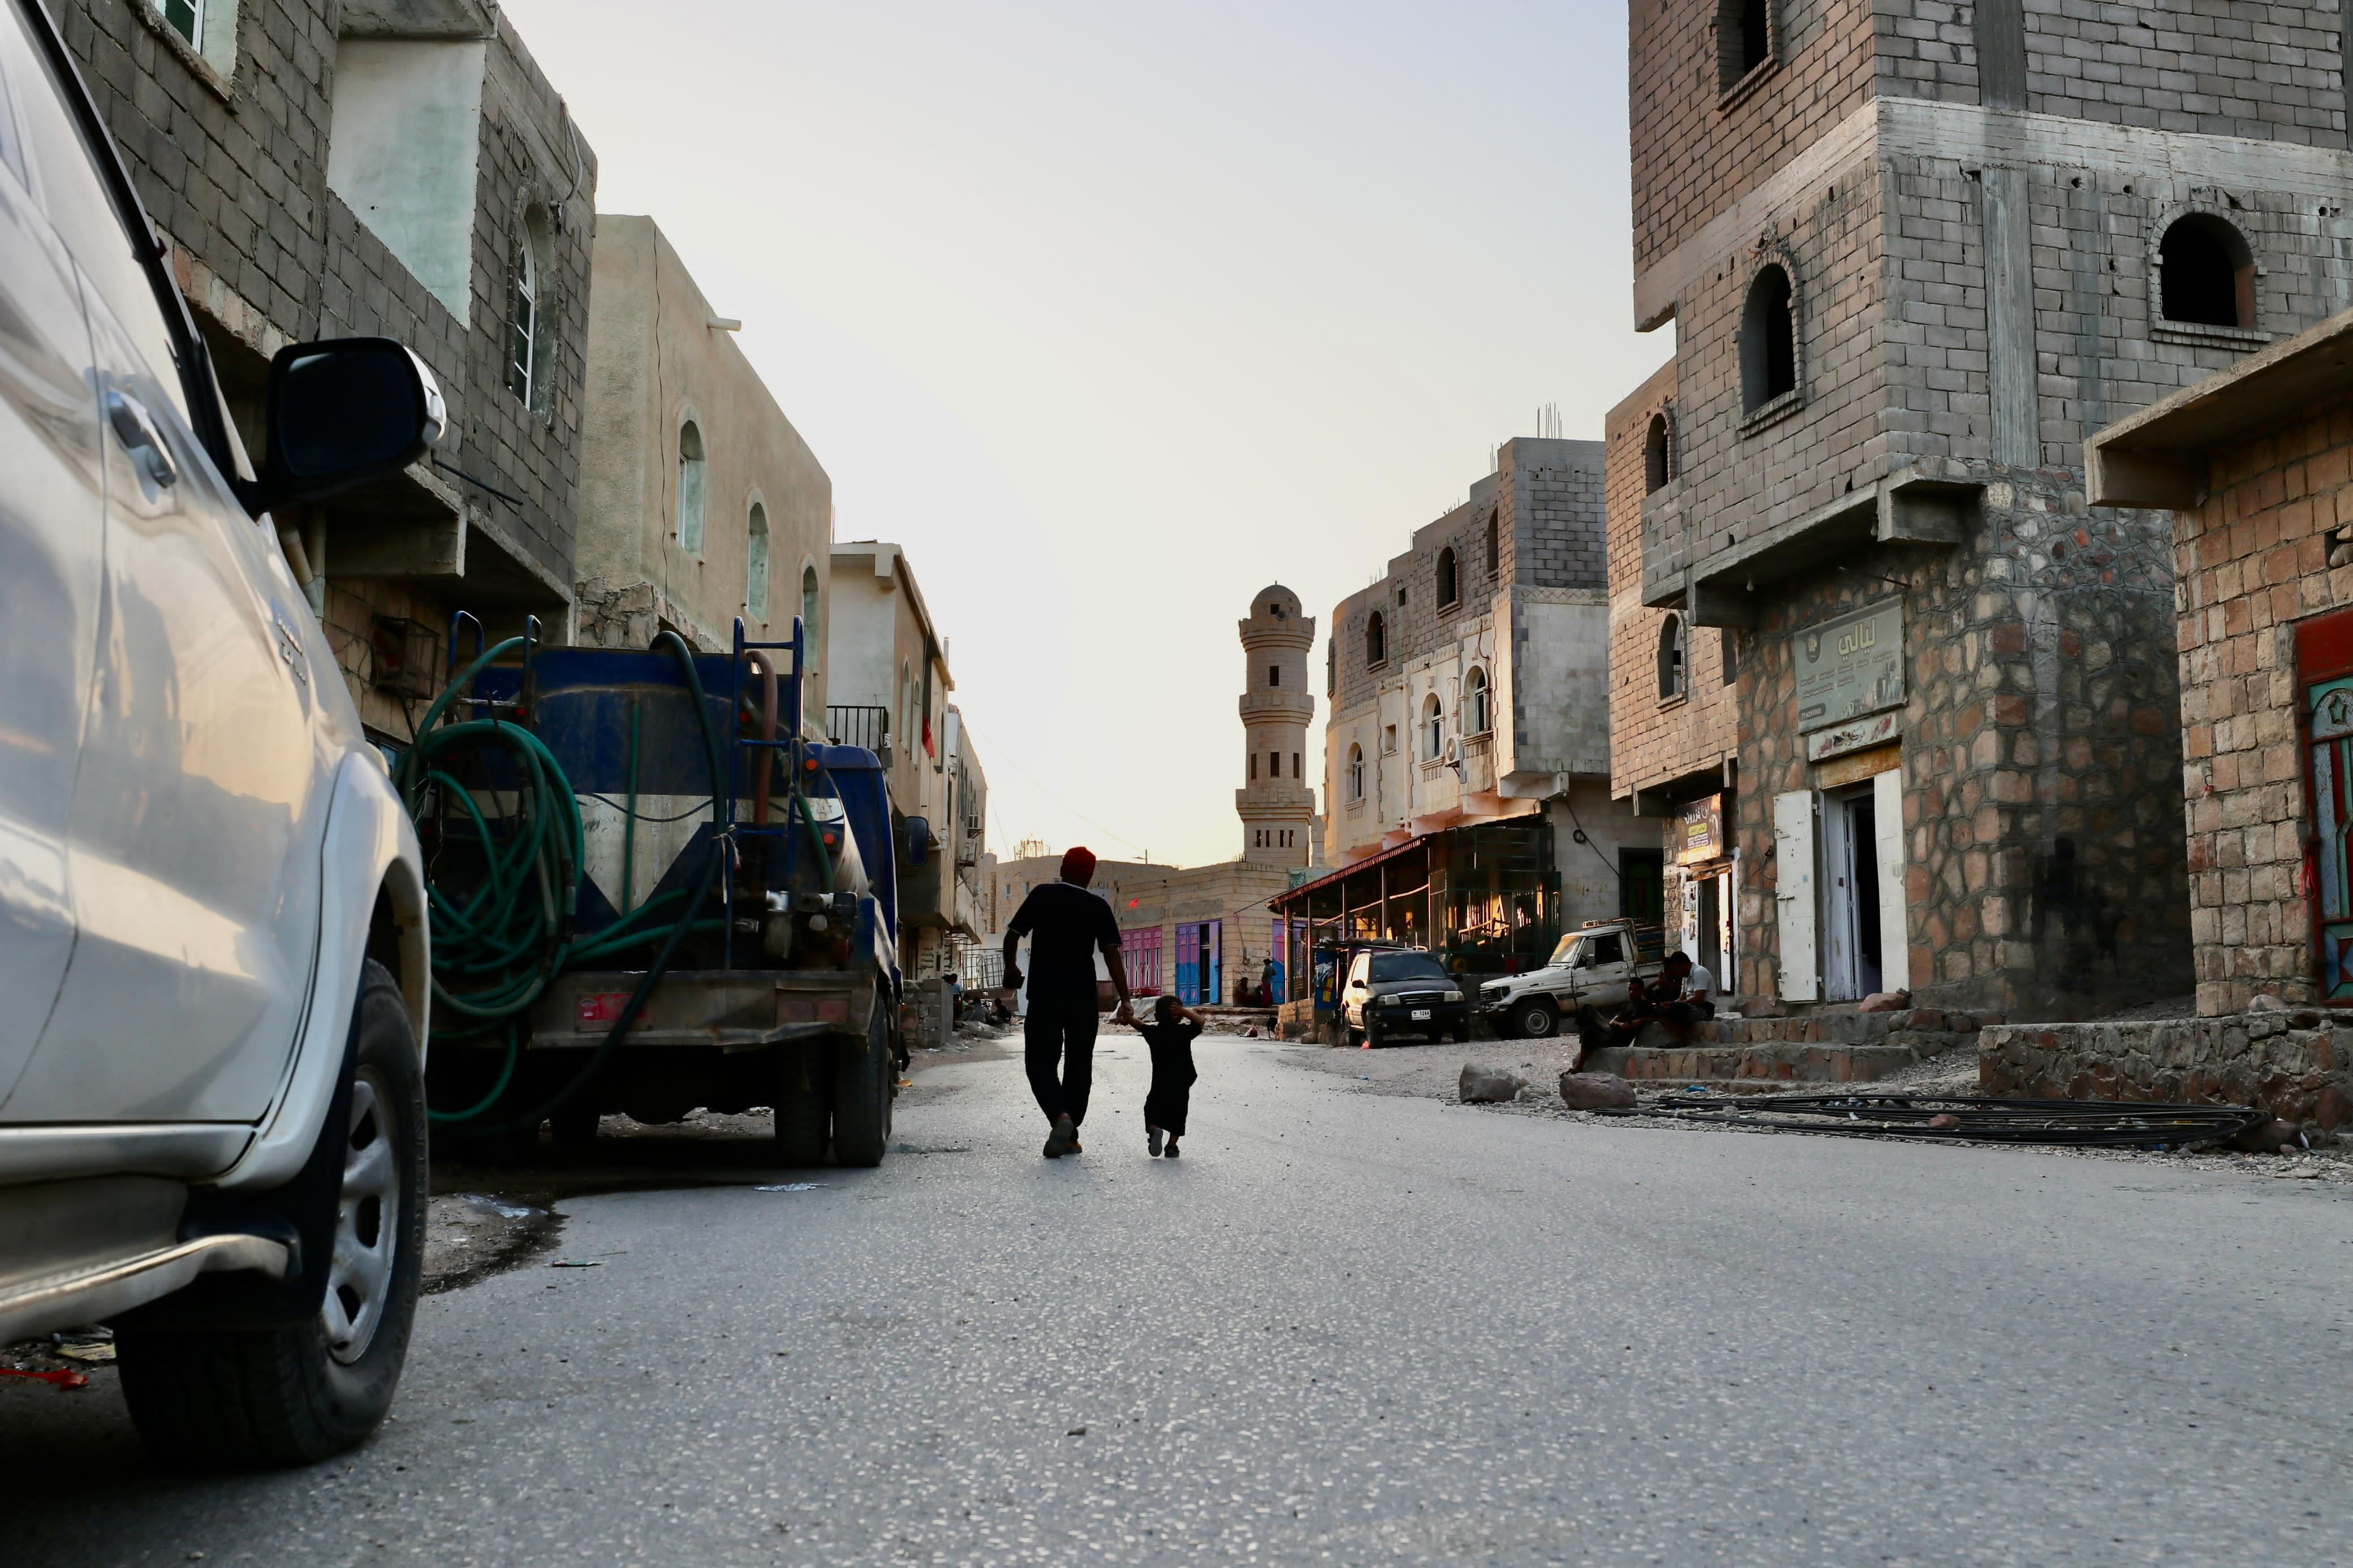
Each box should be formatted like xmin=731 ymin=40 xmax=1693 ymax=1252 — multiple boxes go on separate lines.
xmin=7 ymin=1034 xmax=2350 ymax=1565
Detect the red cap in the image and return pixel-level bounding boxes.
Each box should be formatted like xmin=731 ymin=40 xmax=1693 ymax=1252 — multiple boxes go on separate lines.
xmin=1059 ymin=846 xmax=1097 ymax=882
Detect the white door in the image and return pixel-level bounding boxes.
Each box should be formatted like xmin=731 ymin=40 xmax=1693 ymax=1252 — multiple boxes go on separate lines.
xmin=1 ymin=50 xmax=330 ymax=1122
xmin=1772 ymin=790 xmax=1818 ymax=1002
xmin=0 ymin=66 xmax=105 ymax=1107
xmin=1820 ymin=793 xmax=1859 ymax=1001
xmin=1873 ymin=768 xmax=1908 ymax=992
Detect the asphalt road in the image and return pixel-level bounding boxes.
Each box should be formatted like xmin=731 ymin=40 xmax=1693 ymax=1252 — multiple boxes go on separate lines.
xmin=8 ymin=1035 xmax=2353 ymax=1566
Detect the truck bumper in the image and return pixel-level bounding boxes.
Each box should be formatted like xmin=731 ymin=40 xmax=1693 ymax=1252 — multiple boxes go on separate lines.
xmin=511 ymin=969 xmax=878 ymax=1052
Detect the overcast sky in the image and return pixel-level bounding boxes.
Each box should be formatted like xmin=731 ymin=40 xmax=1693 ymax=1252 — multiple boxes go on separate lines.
xmin=502 ymin=0 xmax=1668 ymax=870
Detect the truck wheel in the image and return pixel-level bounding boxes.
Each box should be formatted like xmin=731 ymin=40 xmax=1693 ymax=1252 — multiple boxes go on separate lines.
xmin=774 ymin=1048 xmax=831 ymax=1167
xmin=1511 ymin=997 xmax=1559 ymax=1039
xmin=119 ymin=960 xmax=426 ymax=1467
xmin=830 ymin=1010 xmax=893 ymax=1168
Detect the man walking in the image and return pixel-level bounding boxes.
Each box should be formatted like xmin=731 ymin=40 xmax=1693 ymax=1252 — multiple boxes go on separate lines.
xmin=1002 ymin=847 xmax=1136 ymax=1158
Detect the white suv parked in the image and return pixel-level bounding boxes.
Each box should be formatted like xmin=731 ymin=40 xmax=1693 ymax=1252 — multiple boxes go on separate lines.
xmin=0 ymin=0 xmax=437 ymax=1465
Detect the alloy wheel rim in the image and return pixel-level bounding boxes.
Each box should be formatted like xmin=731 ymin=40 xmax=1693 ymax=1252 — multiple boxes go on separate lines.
xmin=324 ymin=1068 xmax=400 ymax=1365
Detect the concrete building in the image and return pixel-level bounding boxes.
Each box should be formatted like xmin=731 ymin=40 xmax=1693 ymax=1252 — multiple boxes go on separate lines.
xmin=1608 ymin=358 xmax=1743 ymax=983
xmin=1295 ymin=439 xmax=1646 ymax=982
xmin=574 ymin=215 xmax=830 ymax=696
xmin=1621 ymin=0 xmax=2353 ymax=1016
xmin=825 ymin=542 xmax=980 ymax=991
xmin=56 ymin=0 xmax=596 ymax=743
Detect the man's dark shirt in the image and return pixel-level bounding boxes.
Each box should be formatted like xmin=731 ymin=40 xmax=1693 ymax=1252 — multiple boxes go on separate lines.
xmin=1008 ymin=881 xmax=1122 ymax=1004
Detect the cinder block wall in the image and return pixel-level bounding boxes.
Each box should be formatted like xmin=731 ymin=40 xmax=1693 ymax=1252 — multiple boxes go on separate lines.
xmin=2174 ymin=396 xmax=2353 ymax=1014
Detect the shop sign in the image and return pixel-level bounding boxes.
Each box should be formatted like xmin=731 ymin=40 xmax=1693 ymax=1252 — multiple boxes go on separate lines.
xmin=1805 ymin=708 xmax=1902 ymax=762
xmin=1795 ymin=598 xmax=1904 ymax=734
xmin=1674 ymin=794 xmax=1723 ymax=867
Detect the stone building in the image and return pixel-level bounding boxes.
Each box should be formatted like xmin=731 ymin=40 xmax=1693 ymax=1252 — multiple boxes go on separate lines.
xmin=1608 ymin=358 xmax=1743 ymax=983
xmin=54 ymin=0 xmax=596 ymax=742
xmin=824 ymin=541 xmax=981 ymax=986
xmin=574 ymin=215 xmax=830 ymax=699
xmin=1300 ymin=438 xmax=1647 ymax=978
xmin=1621 ymin=0 xmax=2353 ymax=1016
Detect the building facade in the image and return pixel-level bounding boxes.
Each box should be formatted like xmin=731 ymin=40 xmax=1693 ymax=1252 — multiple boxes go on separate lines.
xmin=1608 ymin=357 xmax=1744 ymax=983
xmin=574 ymin=214 xmax=830 ymax=697
xmin=825 ymin=541 xmax=978 ymax=982
xmin=56 ymin=0 xmax=596 ymax=742
xmin=1309 ymin=437 xmax=1647 ymax=977
xmin=1622 ymin=0 xmax=2353 ymax=1014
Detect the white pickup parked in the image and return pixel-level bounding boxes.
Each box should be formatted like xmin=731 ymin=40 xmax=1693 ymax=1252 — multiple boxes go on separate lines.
xmin=1475 ymin=919 xmax=1669 ymax=1039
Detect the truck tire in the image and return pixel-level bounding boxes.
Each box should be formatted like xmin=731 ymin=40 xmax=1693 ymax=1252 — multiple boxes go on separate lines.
xmin=774 ymin=1047 xmax=832 ymax=1167
xmin=119 ymin=960 xmax=426 ymax=1467
xmin=830 ymin=1010 xmax=893 ymax=1168
xmin=1510 ymin=997 xmax=1560 ymax=1040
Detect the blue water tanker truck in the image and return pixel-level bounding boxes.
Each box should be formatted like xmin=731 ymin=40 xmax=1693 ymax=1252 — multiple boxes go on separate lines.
xmin=396 ymin=616 xmax=902 ymax=1165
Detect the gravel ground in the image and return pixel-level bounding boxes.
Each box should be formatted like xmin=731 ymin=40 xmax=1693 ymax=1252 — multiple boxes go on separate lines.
xmin=1268 ymin=1030 xmax=2353 ymax=1187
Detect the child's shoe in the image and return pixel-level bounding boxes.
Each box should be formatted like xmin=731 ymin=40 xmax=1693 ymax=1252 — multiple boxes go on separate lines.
xmin=1163 ymin=1137 xmax=1180 ymax=1159
xmin=1147 ymin=1124 xmax=1165 ymax=1157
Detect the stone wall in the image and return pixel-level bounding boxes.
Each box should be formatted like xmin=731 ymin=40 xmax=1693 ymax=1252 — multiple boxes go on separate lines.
xmin=1981 ymin=1013 xmax=2353 ymax=1127
xmin=2173 ymin=396 xmax=2353 ymax=1013
xmin=1587 ymin=1005 xmax=1989 ymax=1085
xmin=1731 ymin=470 xmax=2192 ymax=1016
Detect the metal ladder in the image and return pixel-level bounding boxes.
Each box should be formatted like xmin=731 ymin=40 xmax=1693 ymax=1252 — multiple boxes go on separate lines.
xmin=723 ymin=615 xmax=807 ymax=969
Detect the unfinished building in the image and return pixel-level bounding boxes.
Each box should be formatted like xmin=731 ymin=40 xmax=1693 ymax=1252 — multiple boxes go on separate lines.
xmin=1625 ymin=0 xmax=2353 ymax=1015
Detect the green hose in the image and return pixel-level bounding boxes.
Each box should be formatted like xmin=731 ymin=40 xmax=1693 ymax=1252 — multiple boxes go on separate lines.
xmin=400 ymin=632 xmax=732 ymax=1130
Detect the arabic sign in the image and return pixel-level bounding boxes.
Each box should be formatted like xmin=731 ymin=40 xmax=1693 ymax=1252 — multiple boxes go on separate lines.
xmin=1794 ymin=599 xmax=1904 ymax=735
xmin=1675 ymin=795 xmax=1723 ymax=867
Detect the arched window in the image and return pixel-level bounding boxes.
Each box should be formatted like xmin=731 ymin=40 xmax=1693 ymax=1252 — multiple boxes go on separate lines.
xmin=1422 ymin=693 xmax=1445 ymax=759
xmin=1347 ymin=744 xmax=1364 ymax=802
xmin=1658 ymin=613 xmax=1688 ymax=701
xmin=508 ymin=205 xmax=554 ymax=411
xmin=2158 ymin=215 xmax=2255 ymax=330
xmin=675 ymin=420 xmax=707 ymax=555
xmin=1464 ymin=666 xmax=1491 ymax=735
xmin=745 ymin=502 xmax=770 ymax=620
xmin=1436 ymin=547 xmax=1458 ymax=607
xmin=801 ymin=564 xmax=821 ymax=656
xmin=1485 ymin=511 xmax=1499 ymax=575
xmin=1644 ymin=413 xmax=1670 ymax=493
xmin=1366 ymin=611 xmax=1387 ymax=667
xmin=1719 ymin=0 xmax=1773 ymax=89
xmin=1740 ymin=264 xmax=1796 ymax=412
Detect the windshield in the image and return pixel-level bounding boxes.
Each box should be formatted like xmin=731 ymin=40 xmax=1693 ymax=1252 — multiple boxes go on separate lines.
xmin=1546 ymin=935 xmax=1581 ymax=968
xmin=1370 ymin=953 xmax=1449 ymax=983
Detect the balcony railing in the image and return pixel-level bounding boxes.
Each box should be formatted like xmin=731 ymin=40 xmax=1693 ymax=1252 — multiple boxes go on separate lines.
xmin=827 ymin=705 xmax=890 ymax=753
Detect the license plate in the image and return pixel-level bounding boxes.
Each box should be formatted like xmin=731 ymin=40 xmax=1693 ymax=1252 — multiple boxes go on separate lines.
xmin=1410 ymin=1008 xmax=1432 ymax=1021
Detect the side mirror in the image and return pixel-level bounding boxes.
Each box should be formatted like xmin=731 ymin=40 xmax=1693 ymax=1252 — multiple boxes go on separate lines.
xmin=249 ymin=337 xmax=445 ymax=515
xmin=901 ymin=816 xmax=932 ymax=866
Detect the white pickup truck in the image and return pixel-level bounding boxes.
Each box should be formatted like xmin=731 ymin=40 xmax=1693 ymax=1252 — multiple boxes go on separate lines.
xmin=1475 ymin=919 xmax=1669 ymax=1039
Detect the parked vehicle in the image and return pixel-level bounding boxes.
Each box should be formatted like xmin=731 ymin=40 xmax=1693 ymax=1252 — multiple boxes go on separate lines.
xmin=1340 ymin=948 xmax=1470 ymax=1047
xmin=1476 ymin=919 xmax=1670 ymax=1039
xmin=0 ymin=0 xmax=439 ymax=1465
xmin=413 ymin=625 xmax=904 ymax=1167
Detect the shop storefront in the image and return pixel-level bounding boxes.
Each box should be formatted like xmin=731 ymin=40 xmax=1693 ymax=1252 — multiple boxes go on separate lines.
xmin=1273 ymin=817 xmax=1559 ymax=1008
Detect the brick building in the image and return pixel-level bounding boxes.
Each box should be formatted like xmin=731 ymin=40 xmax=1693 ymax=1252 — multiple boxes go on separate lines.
xmin=1299 ymin=438 xmax=1646 ymax=980
xmin=53 ymin=0 xmax=596 ymax=741
xmin=1622 ymin=0 xmax=2353 ymax=1016
xmin=1608 ymin=358 xmax=1743 ymax=982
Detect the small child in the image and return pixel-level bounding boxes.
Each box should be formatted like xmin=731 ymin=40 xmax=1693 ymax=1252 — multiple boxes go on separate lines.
xmin=1135 ymin=996 xmax=1204 ymax=1157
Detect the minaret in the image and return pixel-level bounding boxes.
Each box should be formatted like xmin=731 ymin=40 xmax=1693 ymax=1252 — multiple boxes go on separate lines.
xmin=1236 ymin=585 xmax=1317 ymax=869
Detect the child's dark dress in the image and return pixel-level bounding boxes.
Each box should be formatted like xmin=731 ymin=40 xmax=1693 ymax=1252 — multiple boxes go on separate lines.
xmin=1136 ymin=1018 xmax=1201 ymax=1136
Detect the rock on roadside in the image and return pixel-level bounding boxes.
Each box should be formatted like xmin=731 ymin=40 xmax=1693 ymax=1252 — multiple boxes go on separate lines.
xmin=1558 ymin=1072 xmax=1637 ymax=1112
xmin=1459 ymin=1063 xmax=1526 ymax=1103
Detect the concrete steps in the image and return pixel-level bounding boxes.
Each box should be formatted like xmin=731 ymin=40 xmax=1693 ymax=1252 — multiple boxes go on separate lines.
xmin=1584 ymin=1008 xmax=1994 ymax=1086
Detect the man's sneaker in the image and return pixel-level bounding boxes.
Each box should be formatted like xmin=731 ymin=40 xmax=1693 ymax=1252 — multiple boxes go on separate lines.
xmin=1148 ymin=1124 xmax=1165 ymax=1157
xmin=1163 ymin=1137 xmax=1180 ymax=1159
xmin=1043 ymin=1115 xmax=1078 ymax=1159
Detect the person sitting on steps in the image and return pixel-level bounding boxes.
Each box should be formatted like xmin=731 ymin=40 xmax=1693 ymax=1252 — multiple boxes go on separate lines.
xmin=1574 ymin=977 xmax=1660 ymax=1065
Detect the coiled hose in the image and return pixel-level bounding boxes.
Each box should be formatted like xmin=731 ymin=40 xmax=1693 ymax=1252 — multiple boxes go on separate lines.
xmin=397 ymin=630 xmax=729 ymax=1132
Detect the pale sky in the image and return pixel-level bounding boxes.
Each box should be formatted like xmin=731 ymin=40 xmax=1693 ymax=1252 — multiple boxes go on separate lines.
xmin=503 ymin=0 xmax=1669 ymax=870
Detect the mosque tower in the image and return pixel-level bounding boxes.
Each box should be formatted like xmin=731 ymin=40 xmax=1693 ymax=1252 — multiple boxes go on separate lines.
xmin=1236 ymin=585 xmax=1317 ymax=869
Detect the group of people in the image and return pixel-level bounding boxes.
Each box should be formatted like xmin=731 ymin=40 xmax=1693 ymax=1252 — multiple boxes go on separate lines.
xmin=997 ymin=845 xmax=1723 ymax=1160
xmin=999 ymin=847 xmax=1203 ymax=1161
xmin=1571 ymin=950 xmax=1716 ymax=1060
